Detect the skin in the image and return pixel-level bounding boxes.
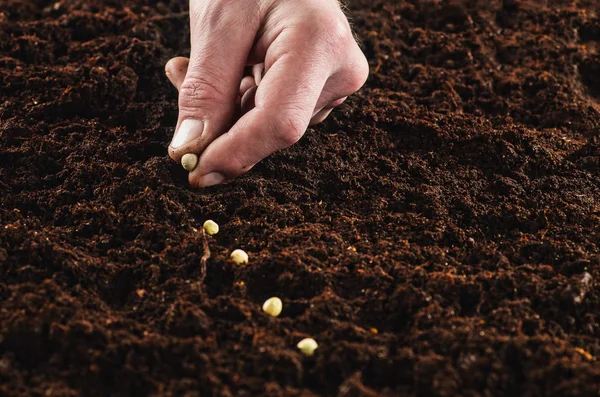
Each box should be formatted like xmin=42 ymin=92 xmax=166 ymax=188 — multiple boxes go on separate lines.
xmin=165 ymin=0 xmax=369 ymax=187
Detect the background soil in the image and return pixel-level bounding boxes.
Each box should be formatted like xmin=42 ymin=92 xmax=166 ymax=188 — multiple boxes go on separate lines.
xmin=2 ymin=0 xmax=600 ymax=396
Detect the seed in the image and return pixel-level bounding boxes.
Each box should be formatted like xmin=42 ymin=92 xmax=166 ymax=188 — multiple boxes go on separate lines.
xmin=297 ymin=338 xmax=318 ymax=356
xmin=203 ymin=220 xmax=219 ymax=235
xmin=181 ymin=153 xmax=198 ymax=172
xmin=230 ymin=249 xmax=248 ymax=264
xmin=262 ymin=297 xmax=283 ymax=317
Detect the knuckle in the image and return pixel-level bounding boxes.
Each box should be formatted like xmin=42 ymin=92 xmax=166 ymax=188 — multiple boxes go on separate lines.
xmin=314 ymin=13 xmax=353 ymax=52
xmin=348 ymin=55 xmax=370 ymax=92
xmin=334 ymin=53 xmax=369 ymax=97
xmin=294 ymin=10 xmax=352 ymax=56
xmin=178 ymin=71 xmax=227 ymax=111
xmin=324 ymin=15 xmax=352 ymax=46
xmin=273 ymin=109 xmax=306 ymax=147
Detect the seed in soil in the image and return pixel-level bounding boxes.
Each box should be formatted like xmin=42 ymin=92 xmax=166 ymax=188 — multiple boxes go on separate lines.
xmin=230 ymin=249 xmax=248 ymax=264
xmin=262 ymin=297 xmax=283 ymax=317
xmin=203 ymin=220 xmax=219 ymax=235
xmin=181 ymin=153 xmax=198 ymax=172
xmin=297 ymin=338 xmax=318 ymax=356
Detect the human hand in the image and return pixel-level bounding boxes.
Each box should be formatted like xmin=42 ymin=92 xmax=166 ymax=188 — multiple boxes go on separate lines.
xmin=165 ymin=0 xmax=369 ymax=187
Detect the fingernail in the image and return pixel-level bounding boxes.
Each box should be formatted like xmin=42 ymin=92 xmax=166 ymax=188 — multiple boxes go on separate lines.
xmin=171 ymin=119 xmax=204 ymax=149
xmin=199 ymin=172 xmax=225 ymax=187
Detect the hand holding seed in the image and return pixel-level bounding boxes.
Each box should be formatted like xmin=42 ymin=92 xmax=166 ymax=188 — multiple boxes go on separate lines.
xmin=164 ymin=0 xmax=369 ymax=186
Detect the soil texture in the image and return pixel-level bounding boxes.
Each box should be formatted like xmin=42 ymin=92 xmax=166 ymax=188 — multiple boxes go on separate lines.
xmin=2 ymin=0 xmax=600 ymax=396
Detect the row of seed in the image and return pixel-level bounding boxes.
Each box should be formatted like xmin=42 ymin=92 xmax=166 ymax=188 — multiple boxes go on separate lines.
xmin=203 ymin=220 xmax=318 ymax=356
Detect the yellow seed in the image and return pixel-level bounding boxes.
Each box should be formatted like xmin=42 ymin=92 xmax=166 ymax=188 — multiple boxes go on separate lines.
xmin=203 ymin=220 xmax=219 ymax=235
xmin=297 ymin=338 xmax=318 ymax=356
xmin=262 ymin=297 xmax=283 ymax=317
xmin=181 ymin=153 xmax=198 ymax=172
xmin=230 ymin=249 xmax=248 ymax=264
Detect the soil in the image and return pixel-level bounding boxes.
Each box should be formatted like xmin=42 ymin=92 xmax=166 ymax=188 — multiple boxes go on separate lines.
xmin=1 ymin=0 xmax=600 ymax=396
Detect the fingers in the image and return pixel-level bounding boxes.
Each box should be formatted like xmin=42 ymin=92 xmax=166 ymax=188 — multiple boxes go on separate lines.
xmin=239 ymin=76 xmax=256 ymax=97
xmin=310 ymin=108 xmax=333 ymax=125
xmin=166 ymin=57 xmax=261 ymax=126
xmin=165 ymin=57 xmax=259 ymax=98
xmin=165 ymin=57 xmax=189 ymax=91
xmin=252 ymin=63 xmax=264 ymax=85
xmin=166 ymin=57 xmax=261 ymax=105
xmin=169 ymin=1 xmax=260 ymax=161
xmin=241 ymin=86 xmax=257 ymax=115
xmin=189 ymin=43 xmax=330 ymax=187
xmin=309 ymin=96 xmax=347 ymax=124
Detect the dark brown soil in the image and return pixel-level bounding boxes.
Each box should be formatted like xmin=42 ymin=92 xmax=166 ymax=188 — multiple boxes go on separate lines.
xmin=2 ymin=0 xmax=600 ymax=395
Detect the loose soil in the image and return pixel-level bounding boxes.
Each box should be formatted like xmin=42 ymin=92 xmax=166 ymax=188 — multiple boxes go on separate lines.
xmin=2 ymin=0 xmax=600 ymax=396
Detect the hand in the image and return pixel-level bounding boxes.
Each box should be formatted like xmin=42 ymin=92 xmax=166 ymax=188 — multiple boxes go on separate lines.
xmin=165 ymin=0 xmax=369 ymax=187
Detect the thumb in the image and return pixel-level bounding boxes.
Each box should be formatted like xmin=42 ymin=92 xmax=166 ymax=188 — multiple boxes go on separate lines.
xmin=168 ymin=3 xmax=259 ymax=161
